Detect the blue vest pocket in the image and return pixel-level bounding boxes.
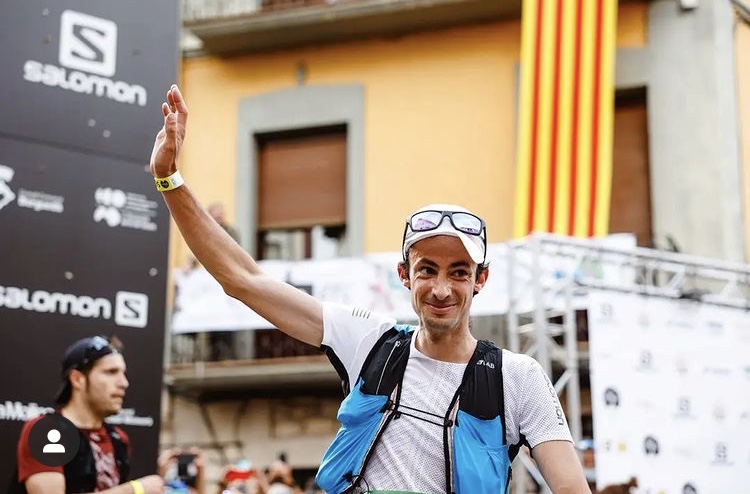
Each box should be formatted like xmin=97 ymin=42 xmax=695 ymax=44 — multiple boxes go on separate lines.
xmin=452 ymin=410 xmax=511 ymax=494
xmin=317 ymin=381 xmax=389 ymax=493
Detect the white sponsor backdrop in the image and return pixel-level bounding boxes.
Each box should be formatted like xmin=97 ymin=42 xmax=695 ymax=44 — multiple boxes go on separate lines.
xmin=588 ymin=291 xmax=750 ymax=494
xmin=171 ymin=234 xmax=637 ymax=333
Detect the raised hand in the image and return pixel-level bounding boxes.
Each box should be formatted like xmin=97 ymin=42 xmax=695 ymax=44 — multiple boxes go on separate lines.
xmin=150 ymin=84 xmax=188 ymax=179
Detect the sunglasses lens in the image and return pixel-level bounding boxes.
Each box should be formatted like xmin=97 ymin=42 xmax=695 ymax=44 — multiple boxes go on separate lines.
xmin=452 ymin=212 xmax=483 ymax=234
xmin=90 ymin=336 xmax=109 ymax=351
xmin=410 ymin=211 xmax=444 ymax=231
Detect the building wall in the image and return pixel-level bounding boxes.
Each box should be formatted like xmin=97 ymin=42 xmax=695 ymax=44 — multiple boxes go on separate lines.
xmin=736 ymin=18 xmax=750 ymax=262
xmin=164 ymin=4 xmax=649 ymax=489
xmin=643 ymin=0 xmax=745 ymax=261
xmin=172 ymin=3 xmax=647 ymax=271
xmin=160 ymin=394 xmax=341 ymax=487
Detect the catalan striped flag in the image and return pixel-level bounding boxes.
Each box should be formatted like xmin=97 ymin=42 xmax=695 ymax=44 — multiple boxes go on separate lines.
xmin=514 ymin=0 xmax=618 ymax=238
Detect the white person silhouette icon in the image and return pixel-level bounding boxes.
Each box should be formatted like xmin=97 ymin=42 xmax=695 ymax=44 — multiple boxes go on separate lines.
xmin=42 ymin=429 xmax=65 ymax=454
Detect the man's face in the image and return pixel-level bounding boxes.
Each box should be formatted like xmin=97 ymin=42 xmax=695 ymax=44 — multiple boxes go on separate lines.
xmin=399 ymin=235 xmax=487 ymax=334
xmin=78 ymin=354 xmax=129 ymax=417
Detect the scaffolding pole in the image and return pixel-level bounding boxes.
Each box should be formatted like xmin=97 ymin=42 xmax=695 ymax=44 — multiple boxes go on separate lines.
xmin=505 ymin=232 xmax=750 ymax=494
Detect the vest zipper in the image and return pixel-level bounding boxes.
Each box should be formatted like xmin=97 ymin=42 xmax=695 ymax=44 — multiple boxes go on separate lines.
xmin=346 ymin=384 xmax=400 ymax=493
xmin=346 ymin=339 xmax=403 ymax=492
xmin=444 ymin=397 xmax=461 ymax=493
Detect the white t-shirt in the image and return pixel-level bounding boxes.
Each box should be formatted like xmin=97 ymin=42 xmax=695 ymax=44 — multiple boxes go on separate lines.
xmin=321 ymin=302 xmax=573 ymax=493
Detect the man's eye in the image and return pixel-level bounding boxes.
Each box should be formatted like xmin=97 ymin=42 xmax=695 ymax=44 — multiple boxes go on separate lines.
xmin=418 ymin=266 xmax=435 ymax=275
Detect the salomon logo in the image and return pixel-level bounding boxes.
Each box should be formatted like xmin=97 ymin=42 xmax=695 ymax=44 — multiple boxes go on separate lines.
xmin=59 ymin=10 xmax=117 ymax=77
xmin=22 ymin=10 xmax=147 ymax=106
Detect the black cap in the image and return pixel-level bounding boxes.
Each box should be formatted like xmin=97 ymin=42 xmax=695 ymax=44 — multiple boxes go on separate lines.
xmin=54 ymin=336 xmax=120 ymax=405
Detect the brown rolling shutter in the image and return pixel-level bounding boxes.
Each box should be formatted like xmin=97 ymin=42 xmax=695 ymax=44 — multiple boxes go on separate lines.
xmin=610 ymin=90 xmax=653 ymax=247
xmin=257 ymin=128 xmax=347 ymax=229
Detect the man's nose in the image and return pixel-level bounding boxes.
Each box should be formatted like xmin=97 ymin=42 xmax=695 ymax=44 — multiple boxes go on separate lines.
xmin=432 ymin=277 xmax=451 ymax=300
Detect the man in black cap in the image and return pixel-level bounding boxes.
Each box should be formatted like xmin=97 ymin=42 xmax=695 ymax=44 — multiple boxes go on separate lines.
xmin=11 ymin=335 xmax=164 ymax=494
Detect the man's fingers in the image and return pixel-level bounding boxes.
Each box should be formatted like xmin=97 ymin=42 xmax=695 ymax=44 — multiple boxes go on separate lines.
xmin=169 ymin=85 xmax=189 ymax=125
xmin=162 ymin=102 xmax=170 ymax=117
xmin=167 ymin=88 xmax=176 ymax=112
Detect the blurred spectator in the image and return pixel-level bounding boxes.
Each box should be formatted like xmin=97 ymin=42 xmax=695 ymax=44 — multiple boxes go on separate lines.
xmin=208 ymin=201 xmax=240 ymax=244
xmin=218 ymin=460 xmax=267 ymax=494
xmin=265 ymin=454 xmax=302 ymax=494
xmin=207 ymin=202 xmax=241 ymax=361
xmin=577 ymin=438 xmax=596 ymax=491
xmin=159 ymin=446 xmax=206 ymax=494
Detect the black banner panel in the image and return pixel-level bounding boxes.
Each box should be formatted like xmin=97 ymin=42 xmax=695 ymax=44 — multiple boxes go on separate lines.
xmin=0 ymin=0 xmax=178 ymax=484
xmin=0 ymin=0 xmax=179 ymax=162
xmin=0 ymin=137 xmax=170 ymax=480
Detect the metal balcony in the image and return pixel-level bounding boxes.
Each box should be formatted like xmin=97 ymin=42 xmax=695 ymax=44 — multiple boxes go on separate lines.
xmin=165 ymin=329 xmax=341 ymax=399
xmin=182 ymin=0 xmax=522 ymax=54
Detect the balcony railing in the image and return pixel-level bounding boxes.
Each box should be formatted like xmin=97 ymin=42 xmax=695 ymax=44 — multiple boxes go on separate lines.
xmin=181 ymin=0 xmax=520 ymax=54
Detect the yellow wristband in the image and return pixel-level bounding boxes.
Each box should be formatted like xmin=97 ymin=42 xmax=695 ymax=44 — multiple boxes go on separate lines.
xmin=129 ymin=479 xmax=145 ymax=494
xmin=155 ymin=170 xmax=185 ymax=192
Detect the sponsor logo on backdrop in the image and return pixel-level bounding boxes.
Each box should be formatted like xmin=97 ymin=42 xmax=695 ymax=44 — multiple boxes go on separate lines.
xmin=604 ymin=387 xmax=620 ymax=408
xmin=0 ymin=285 xmax=148 ymax=328
xmin=22 ymin=10 xmax=147 ymax=106
xmin=702 ymin=366 xmax=731 ymax=377
xmin=682 ymin=482 xmax=698 ymax=494
xmin=637 ymin=349 xmax=655 ymax=371
xmin=0 ymin=401 xmax=154 ymax=427
xmin=675 ymin=396 xmax=695 ymax=419
xmin=107 ymin=408 xmax=154 ymax=427
xmin=602 ymin=439 xmax=627 ymax=453
xmin=0 ymin=164 xmax=64 ymax=214
xmin=711 ymin=441 xmax=732 ymax=466
xmin=0 ymin=401 xmax=55 ymax=422
xmin=643 ymin=435 xmax=660 ymax=456
xmin=712 ymin=403 xmax=727 ymax=422
xmin=93 ymin=187 xmax=157 ymax=232
xmin=0 ymin=165 xmax=17 ymax=211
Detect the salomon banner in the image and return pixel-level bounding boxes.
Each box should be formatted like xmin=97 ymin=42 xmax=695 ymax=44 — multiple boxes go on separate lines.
xmin=0 ymin=0 xmax=178 ymax=486
xmin=0 ymin=0 xmax=179 ymax=162
xmin=588 ymin=291 xmax=750 ymax=494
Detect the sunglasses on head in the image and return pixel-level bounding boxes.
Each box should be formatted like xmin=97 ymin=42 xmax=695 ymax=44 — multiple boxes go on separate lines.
xmin=402 ymin=210 xmax=487 ymax=262
xmin=406 ymin=210 xmax=485 ymax=236
xmin=71 ymin=336 xmax=118 ymax=372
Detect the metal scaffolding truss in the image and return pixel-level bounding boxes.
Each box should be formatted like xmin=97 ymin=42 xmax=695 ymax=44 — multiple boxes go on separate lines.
xmin=504 ymin=233 xmax=750 ymax=494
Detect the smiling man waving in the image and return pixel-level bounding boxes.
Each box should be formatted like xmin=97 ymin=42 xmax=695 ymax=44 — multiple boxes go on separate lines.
xmin=148 ymin=84 xmax=590 ymax=494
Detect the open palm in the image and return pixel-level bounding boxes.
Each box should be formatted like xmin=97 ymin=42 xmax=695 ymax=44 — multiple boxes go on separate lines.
xmin=150 ymin=85 xmax=188 ymax=179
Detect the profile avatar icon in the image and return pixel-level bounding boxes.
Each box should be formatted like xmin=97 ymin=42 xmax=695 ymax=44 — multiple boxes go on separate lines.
xmin=43 ymin=429 xmax=66 ymax=453
xmin=28 ymin=414 xmax=80 ymax=466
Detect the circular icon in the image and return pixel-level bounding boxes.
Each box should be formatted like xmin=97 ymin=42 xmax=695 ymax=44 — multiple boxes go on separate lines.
xmin=28 ymin=415 xmax=80 ymax=467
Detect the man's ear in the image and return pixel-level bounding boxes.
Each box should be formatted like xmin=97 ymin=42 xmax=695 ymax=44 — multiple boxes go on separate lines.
xmin=69 ymin=369 xmax=86 ymax=393
xmin=473 ymin=265 xmax=489 ymax=295
xmin=397 ymin=262 xmax=410 ymax=289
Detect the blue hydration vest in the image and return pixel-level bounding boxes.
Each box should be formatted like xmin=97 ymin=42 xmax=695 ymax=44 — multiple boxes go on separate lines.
xmin=318 ymin=325 xmax=518 ymax=494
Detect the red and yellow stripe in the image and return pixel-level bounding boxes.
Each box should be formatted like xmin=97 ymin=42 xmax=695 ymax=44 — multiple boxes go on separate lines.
xmin=514 ymin=0 xmax=618 ymax=238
